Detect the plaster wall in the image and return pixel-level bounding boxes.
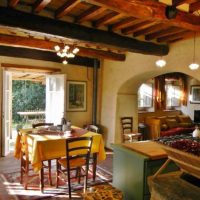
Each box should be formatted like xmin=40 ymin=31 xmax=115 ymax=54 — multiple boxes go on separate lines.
xmin=101 ymin=38 xmax=200 ymax=147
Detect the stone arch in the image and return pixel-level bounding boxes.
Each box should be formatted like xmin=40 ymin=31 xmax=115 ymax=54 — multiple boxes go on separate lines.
xmin=115 ymin=70 xmax=199 ymax=143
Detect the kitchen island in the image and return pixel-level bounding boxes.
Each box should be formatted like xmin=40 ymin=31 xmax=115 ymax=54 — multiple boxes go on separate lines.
xmin=112 ymin=141 xmax=179 ymax=200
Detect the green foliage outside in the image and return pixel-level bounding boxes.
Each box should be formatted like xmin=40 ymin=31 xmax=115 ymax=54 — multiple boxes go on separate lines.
xmin=12 ymin=80 xmax=46 ymax=124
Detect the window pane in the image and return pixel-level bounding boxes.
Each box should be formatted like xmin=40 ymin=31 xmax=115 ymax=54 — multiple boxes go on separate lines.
xmin=138 ymin=83 xmax=153 ymax=108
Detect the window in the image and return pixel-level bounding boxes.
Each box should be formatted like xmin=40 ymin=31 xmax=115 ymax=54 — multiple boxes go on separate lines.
xmin=166 ymin=84 xmax=181 ymax=107
xmin=138 ymin=83 xmax=153 ymax=108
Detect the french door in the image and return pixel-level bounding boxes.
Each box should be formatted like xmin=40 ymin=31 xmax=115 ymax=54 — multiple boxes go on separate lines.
xmin=2 ymin=71 xmax=12 ymax=156
xmin=45 ymin=74 xmax=66 ymax=125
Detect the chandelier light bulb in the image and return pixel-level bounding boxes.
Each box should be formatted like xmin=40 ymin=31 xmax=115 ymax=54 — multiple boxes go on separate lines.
xmin=155 ymin=59 xmax=166 ymax=68
xmin=188 ymin=63 xmax=199 ymax=70
xmin=64 ymin=45 xmax=70 ymax=50
xmin=55 ymin=44 xmax=79 ymax=64
xmin=54 ymin=45 xmax=60 ymax=51
xmin=72 ymin=48 xmax=79 ymax=54
xmin=63 ymin=60 xmax=68 ymax=65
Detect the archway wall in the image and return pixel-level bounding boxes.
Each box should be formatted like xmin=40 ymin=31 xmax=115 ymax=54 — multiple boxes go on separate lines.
xmin=100 ymin=38 xmax=200 ymax=147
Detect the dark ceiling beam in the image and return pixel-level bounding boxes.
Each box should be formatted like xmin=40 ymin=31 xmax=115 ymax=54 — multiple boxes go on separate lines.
xmin=172 ymin=0 xmax=196 ymax=7
xmin=134 ymin=23 xmax=168 ymax=37
xmin=157 ymin=30 xmax=193 ymax=43
xmin=32 ymin=0 xmax=52 ymax=13
xmin=55 ymin=0 xmax=80 ymax=19
xmin=122 ymin=21 xmax=157 ymax=35
xmin=0 ymin=34 xmax=126 ymax=61
xmin=145 ymin=27 xmax=186 ymax=41
xmin=86 ymin=0 xmax=200 ymax=31
xmin=75 ymin=6 xmax=107 ymax=23
xmin=8 ymin=0 xmax=19 ymax=7
xmin=0 ymin=7 xmax=169 ymax=56
xmin=94 ymin=12 xmax=123 ymax=27
xmin=189 ymin=1 xmax=200 ymax=13
xmin=111 ymin=17 xmax=136 ymax=31
xmin=0 ymin=45 xmax=95 ymax=67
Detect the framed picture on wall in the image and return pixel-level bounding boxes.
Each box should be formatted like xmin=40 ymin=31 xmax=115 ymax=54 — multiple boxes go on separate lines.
xmin=190 ymin=85 xmax=200 ymax=104
xmin=67 ymin=81 xmax=87 ymax=111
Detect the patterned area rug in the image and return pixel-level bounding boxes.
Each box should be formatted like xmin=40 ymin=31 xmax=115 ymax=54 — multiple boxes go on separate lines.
xmin=0 ymin=166 xmax=112 ymax=200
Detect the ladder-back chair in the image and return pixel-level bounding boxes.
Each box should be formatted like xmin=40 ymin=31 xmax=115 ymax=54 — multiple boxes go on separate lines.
xmin=121 ymin=117 xmax=142 ymax=142
xmin=56 ymin=136 xmax=93 ymax=199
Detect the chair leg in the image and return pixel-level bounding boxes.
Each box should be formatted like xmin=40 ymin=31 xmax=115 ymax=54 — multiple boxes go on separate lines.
xmin=56 ymin=159 xmax=59 ymax=188
xmin=47 ymin=160 xmax=52 ymax=186
xmin=20 ymin=156 xmax=23 ymax=184
xmin=92 ymin=153 xmax=97 ymax=181
xmin=84 ymin=165 xmax=89 ymax=193
xmin=24 ymin=160 xmax=29 ymax=190
xmin=39 ymin=167 xmax=44 ymax=193
xmin=77 ymin=167 xmax=81 ymax=184
xmin=67 ymin=168 xmax=72 ymax=199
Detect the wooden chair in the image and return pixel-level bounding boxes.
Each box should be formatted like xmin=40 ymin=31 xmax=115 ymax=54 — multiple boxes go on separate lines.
xmin=85 ymin=124 xmax=100 ymax=133
xmin=32 ymin=122 xmax=53 ymax=128
xmin=56 ymin=136 xmax=93 ymax=199
xmin=32 ymin=122 xmax=54 ymax=187
xmin=19 ymin=131 xmax=52 ymax=190
xmin=84 ymin=124 xmax=99 ymax=181
xmin=121 ymin=117 xmax=142 ymax=143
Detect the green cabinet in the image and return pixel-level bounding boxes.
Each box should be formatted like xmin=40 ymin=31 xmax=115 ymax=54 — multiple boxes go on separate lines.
xmin=112 ymin=144 xmax=179 ymax=200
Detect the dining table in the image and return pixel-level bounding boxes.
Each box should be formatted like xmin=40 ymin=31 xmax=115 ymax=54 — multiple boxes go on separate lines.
xmin=14 ymin=126 xmax=106 ymax=192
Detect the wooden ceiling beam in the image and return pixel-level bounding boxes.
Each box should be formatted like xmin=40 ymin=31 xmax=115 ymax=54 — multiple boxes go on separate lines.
xmin=145 ymin=27 xmax=186 ymax=40
xmin=157 ymin=31 xmax=193 ymax=43
xmin=2 ymin=63 xmax=60 ymax=73
xmin=111 ymin=17 xmax=136 ymax=31
xmin=86 ymin=0 xmax=200 ymax=31
xmin=55 ymin=0 xmax=80 ymax=19
xmin=94 ymin=12 xmax=123 ymax=27
xmin=189 ymin=1 xmax=200 ymax=13
xmin=172 ymin=0 xmax=196 ymax=7
xmin=0 ymin=45 xmax=95 ymax=67
xmin=32 ymin=0 xmax=52 ymax=13
xmin=8 ymin=0 xmax=19 ymax=7
xmin=122 ymin=21 xmax=156 ymax=35
xmin=134 ymin=23 xmax=169 ymax=37
xmin=0 ymin=34 xmax=126 ymax=61
xmin=0 ymin=7 xmax=169 ymax=56
xmin=75 ymin=6 xmax=106 ymax=23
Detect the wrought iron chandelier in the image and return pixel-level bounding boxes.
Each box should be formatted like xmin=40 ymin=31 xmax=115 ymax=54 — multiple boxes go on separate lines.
xmin=54 ymin=44 xmax=79 ymax=65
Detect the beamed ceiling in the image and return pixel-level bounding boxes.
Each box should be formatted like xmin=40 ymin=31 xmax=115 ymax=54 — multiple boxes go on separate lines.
xmin=0 ymin=0 xmax=200 ymax=62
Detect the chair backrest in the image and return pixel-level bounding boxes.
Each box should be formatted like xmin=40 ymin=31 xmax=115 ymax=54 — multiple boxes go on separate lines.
xmin=32 ymin=122 xmax=54 ymax=128
xmin=121 ymin=117 xmax=133 ymax=134
xmin=18 ymin=131 xmax=29 ymax=161
xmin=85 ymin=124 xmax=99 ymax=133
xmin=65 ymin=136 xmax=93 ymax=169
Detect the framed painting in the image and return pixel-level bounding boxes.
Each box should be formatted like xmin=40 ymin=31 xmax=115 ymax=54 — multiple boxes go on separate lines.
xmin=190 ymin=85 xmax=200 ymax=104
xmin=67 ymin=81 xmax=87 ymax=111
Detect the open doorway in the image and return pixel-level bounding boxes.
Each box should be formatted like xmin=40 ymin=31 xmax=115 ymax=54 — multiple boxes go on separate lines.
xmin=10 ymin=72 xmax=46 ymax=151
xmin=2 ymin=65 xmax=66 ymax=156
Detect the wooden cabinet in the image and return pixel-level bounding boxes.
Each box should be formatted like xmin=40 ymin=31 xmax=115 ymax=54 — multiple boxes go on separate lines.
xmin=112 ymin=142 xmax=179 ymax=200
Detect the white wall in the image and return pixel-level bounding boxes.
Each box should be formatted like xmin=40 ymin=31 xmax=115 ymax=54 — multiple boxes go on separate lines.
xmin=100 ymin=38 xmax=200 ymax=147
xmin=181 ymin=77 xmax=200 ymax=120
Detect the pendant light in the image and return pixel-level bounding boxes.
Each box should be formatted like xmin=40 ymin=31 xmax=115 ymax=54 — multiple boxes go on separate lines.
xmin=155 ymin=57 xmax=166 ymax=68
xmin=189 ymin=32 xmax=199 ymax=70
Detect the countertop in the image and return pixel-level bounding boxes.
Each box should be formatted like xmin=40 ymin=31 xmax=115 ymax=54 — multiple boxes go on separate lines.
xmin=122 ymin=141 xmax=167 ymax=160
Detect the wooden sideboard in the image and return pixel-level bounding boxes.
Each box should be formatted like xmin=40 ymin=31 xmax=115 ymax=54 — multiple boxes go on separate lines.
xmin=112 ymin=141 xmax=179 ymax=200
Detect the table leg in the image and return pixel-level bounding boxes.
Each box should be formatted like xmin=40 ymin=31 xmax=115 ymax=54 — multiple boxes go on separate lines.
xmin=93 ymin=153 xmax=97 ymax=181
xmin=39 ymin=167 xmax=44 ymax=193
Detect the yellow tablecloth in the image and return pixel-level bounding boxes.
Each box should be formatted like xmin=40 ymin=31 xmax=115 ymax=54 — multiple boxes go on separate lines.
xmin=14 ymin=128 xmax=106 ymax=172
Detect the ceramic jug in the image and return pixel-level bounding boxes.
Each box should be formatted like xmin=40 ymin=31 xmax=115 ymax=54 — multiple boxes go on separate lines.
xmin=192 ymin=126 xmax=200 ymax=137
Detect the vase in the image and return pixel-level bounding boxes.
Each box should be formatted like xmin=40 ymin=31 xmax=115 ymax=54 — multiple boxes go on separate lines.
xmin=192 ymin=127 xmax=200 ymax=137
